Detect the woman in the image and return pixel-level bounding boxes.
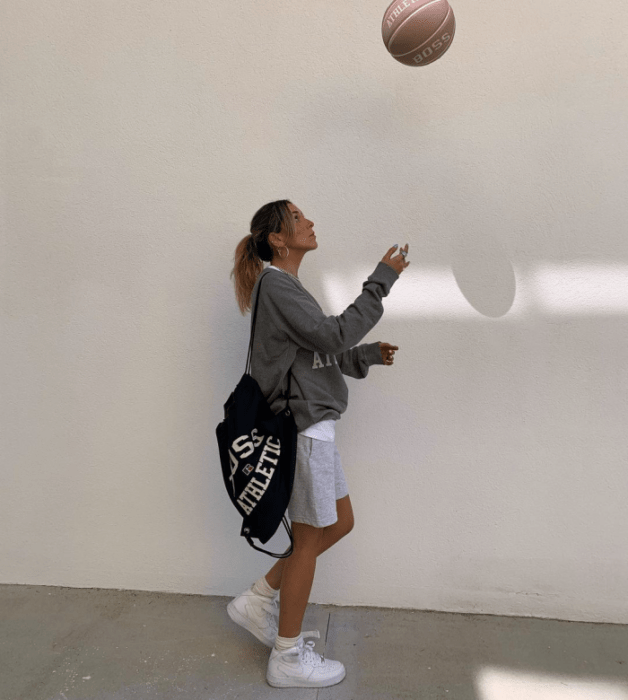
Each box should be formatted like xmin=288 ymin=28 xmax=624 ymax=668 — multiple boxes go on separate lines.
xmin=227 ymin=199 xmax=409 ymax=688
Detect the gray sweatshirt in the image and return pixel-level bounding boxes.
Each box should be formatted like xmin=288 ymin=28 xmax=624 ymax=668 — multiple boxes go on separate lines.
xmin=249 ymin=262 xmax=399 ymax=432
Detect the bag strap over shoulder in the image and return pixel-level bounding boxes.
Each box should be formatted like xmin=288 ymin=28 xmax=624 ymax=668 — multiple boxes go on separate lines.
xmin=246 ymin=270 xmax=293 ymax=411
xmin=245 ymin=271 xmax=266 ymax=375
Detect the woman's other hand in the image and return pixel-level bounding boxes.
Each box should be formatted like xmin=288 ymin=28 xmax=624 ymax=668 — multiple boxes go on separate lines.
xmin=379 ymin=343 xmax=399 ymax=366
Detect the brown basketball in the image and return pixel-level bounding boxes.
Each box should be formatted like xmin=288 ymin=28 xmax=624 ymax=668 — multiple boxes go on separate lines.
xmin=382 ymin=0 xmax=456 ymax=67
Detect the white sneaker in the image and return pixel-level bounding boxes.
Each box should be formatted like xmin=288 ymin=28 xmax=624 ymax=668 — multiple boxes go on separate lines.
xmin=266 ymin=631 xmax=346 ymax=688
xmin=227 ymin=587 xmax=278 ymax=648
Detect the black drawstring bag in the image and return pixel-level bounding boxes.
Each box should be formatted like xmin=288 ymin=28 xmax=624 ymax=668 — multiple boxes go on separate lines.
xmin=216 ymin=272 xmax=297 ymax=558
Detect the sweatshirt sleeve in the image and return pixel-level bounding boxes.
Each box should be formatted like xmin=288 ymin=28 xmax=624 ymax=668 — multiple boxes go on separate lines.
xmin=336 ymin=342 xmax=384 ymax=379
xmin=259 ymin=262 xmax=399 ymax=355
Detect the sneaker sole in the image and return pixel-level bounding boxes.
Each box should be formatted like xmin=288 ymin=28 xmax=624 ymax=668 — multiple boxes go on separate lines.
xmin=266 ymin=666 xmax=346 ymax=688
xmin=227 ymin=600 xmax=274 ymax=648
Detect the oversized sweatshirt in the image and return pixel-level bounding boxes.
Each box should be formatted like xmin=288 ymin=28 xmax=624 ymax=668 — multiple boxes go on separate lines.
xmin=249 ymin=261 xmax=399 ymax=432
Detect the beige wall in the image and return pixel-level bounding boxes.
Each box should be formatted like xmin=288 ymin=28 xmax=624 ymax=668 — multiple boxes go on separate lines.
xmin=2 ymin=0 xmax=627 ymax=623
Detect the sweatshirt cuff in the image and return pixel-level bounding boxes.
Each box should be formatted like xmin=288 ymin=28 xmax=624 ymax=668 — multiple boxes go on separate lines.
xmin=367 ymin=262 xmax=400 ymax=296
xmin=365 ymin=341 xmax=385 ymax=366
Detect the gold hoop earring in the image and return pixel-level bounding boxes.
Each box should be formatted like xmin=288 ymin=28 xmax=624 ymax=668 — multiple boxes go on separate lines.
xmin=278 ymin=246 xmax=289 ymax=260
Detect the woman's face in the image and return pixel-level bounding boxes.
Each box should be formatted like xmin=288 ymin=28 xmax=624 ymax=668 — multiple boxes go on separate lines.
xmin=286 ymin=203 xmax=318 ymax=253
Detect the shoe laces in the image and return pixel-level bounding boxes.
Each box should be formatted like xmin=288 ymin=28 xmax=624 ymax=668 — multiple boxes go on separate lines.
xmin=298 ymin=630 xmax=324 ymax=666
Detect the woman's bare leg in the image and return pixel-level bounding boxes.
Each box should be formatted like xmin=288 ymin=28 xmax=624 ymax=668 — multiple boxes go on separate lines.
xmin=265 ymin=495 xmax=354 ymax=590
xmin=276 ymin=522 xmax=323 ymax=638
xmin=264 ymin=496 xmax=354 ymax=638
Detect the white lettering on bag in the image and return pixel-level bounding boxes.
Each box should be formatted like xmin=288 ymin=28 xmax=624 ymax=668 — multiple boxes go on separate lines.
xmin=237 ymin=494 xmax=255 ymax=516
xmin=228 ymin=449 xmax=239 ymax=495
xmin=251 ymin=428 xmax=264 ymax=448
xmin=232 ymin=435 xmax=254 ymax=459
xmin=234 ymin=435 xmax=282 ymax=515
xmin=237 ymin=475 xmax=272 ymax=514
xmin=265 ymin=436 xmax=281 ymax=455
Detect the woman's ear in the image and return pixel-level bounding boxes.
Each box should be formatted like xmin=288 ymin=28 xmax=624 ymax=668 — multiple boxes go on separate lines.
xmin=268 ymin=232 xmax=284 ymax=249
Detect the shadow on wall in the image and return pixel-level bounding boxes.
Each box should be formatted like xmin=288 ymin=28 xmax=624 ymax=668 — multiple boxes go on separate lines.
xmin=323 ymin=261 xmax=628 ymax=320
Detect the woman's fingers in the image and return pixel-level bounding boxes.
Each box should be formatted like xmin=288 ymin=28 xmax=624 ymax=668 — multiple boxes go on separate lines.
xmin=380 ymin=343 xmax=399 ymax=365
xmin=381 ymin=244 xmax=410 ymax=273
xmin=383 ymin=244 xmax=400 ymax=261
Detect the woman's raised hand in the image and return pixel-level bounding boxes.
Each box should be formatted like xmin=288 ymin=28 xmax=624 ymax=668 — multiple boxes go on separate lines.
xmin=382 ymin=244 xmax=410 ymax=275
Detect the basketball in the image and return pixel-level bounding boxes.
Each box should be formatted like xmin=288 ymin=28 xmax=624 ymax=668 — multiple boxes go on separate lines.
xmin=382 ymin=0 xmax=456 ymax=67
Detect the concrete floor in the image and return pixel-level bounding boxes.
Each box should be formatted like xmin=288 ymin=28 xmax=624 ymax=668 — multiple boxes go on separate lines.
xmin=2 ymin=585 xmax=628 ymax=700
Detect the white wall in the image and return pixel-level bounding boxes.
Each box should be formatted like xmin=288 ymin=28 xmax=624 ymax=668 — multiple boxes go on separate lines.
xmin=2 ymin=0 xmax=627 ymax=624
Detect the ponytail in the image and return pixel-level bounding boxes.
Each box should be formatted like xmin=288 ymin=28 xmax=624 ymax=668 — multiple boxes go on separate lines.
xmin=231 ymin=199 xmax=295 ymax=314
xmin=232 ymin=235 xmax=264 ymax=315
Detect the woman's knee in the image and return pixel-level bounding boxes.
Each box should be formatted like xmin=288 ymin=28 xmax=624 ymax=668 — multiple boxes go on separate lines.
xmin=336 ymin=513 xmax=354 ymax=542
xmin=292 ymin=521 xmax=325 ymax=554
xmin=343 ymin=510 xmax=355 ymax=537
xmin=336 ymin=495 xmax=354 ymax=537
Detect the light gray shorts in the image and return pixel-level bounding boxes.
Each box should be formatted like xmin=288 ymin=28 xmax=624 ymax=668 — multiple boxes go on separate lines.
xmin=288 ymin=434 xmax=349 ymax=528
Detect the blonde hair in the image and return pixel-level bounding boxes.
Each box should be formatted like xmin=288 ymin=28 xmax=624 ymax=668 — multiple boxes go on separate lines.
xmin=231 ymin=199 xmax=296 ymax=314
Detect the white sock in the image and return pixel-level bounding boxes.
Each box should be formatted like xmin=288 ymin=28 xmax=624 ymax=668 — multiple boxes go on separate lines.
xmin=274 ymin=634 xmax=300 ymax=652
xmin=252 ymin=575 xmax=278 ymax=599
